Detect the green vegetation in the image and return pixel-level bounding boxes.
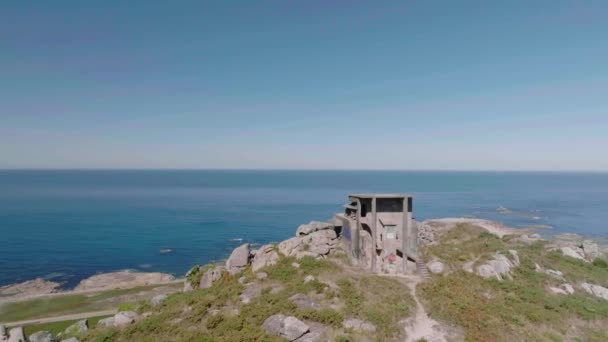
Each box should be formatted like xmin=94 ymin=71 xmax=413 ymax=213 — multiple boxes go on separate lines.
xmin=419 ymin=224 xmax=608 ymax=341
xmin=82 ymin=255 xmax=414 ymax=341
xmin=23 ymin=315 xmax=110 ymax=336
xmin=0 ymin=283 xmax=182 ymax=322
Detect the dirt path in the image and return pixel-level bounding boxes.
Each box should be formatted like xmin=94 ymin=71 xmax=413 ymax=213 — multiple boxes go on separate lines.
xmin=4 ymin=309 xmax=117 ymax=328
xmin=378 ymin=273 xmax=460 ymax=342
xmin=401 ymin=277 xmax=451 ymax=342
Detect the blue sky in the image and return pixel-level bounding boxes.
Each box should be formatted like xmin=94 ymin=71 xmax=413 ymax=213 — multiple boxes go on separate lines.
xmin=1 ymin=1 xmax=607 ymax=170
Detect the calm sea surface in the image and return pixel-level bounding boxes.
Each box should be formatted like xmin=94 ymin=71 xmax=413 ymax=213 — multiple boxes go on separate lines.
xmin=1 ymin=170 xmax=607 ymax=288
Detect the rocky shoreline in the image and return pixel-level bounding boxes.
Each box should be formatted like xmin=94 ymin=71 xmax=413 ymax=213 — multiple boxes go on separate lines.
xmin=0 ymin=271 xmax=177 ymax=304
xmin=3 ymin=217 xmax=607 ymax=304
xmin=2 ymin=216 xmax=608 ymax=341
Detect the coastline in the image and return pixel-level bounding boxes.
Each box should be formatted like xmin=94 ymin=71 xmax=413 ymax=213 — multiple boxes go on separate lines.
xmin=2 ymin=217 xmax=606 ymax=306
xmin=0 ymin=271 xmax=182 ymax=305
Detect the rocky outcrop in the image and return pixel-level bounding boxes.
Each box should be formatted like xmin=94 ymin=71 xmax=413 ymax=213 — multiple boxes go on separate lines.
xmin=342 ymin=318 xmax=376 ymax=333
xmin=7 ymin=327 xmax=26 ymax=342
xmin=96 ymin=317 xmax=115 ymax=328
xmin=548 ymin=283 xmax=574 ymax=295
xmin=64 ymin=319 xmax=88 ymax=335
xmin=29 ymin=331 xmax=57 ymax=342
xmin=279 ymin=223 xmax=340 ymax=259
xmin=296 ymin=221 xmax=334 ymax=236
xmin=516 ymin=234 xmax=543 ymax=245
xmin=240 ymin=285 xmax=262 ymax=304
xmin=582 ymin=240 xmax=600 ymax=260
xmin=200 ymin=266 xmax=224 ymax=289
xmin=263 ymin=314 xmax=310 ymax=341
xmin=560 ymin=247 xmax=586 ymax=261
xmin=251 ymin=244 xmax=279 ymax=272
xmin=477 ymin=252 xmax=518 ymax=281
xmin=289 ymin=293 xmax=321 ymax=310
xmin=74 ymin=271 xmax=175 ymax=292
xmin=581 ymin=282 xmax=608 ymax=300
xmin=226 ymin=244 xmax=250 ymax=275
xmin=60 ymin=338 xmax=79 ymax=342
xmin=0 ymin=278 xmax=60 ymax=301
xmin=150 ymin=294 xmax=168 ymax=306
xmin=113 ymin=311 xmax=138 ymax=327
xmin=427 ymin=260 xmax=445 ymax=274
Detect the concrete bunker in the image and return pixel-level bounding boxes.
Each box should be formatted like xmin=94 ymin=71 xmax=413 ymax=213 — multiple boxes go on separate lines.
xmin=335 ymin=194 xmax=418 ymax=274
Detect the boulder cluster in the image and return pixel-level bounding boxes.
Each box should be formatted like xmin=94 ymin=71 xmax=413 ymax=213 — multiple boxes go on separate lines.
xmin=184 ymin=220 xmax=341 ymax=291
xmin=475 ymin=250 xmax=520 ymax=281
xmin=1 ymin=319 xmax=89 ymax=342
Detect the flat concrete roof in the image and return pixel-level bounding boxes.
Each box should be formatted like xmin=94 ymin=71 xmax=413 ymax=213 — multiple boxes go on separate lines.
xmin=349 ymin=193 xmax=413 ymax=199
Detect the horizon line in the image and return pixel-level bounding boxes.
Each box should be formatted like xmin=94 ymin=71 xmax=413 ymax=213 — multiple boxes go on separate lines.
xmin=1 ymin=167 xmax=607 ymax=174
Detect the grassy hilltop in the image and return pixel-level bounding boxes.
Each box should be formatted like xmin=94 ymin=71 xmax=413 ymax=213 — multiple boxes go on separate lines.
xmin=7 ymin=222 xmax=608 ymax=341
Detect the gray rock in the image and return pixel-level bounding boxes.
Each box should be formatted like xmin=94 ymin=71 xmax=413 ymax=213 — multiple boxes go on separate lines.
xmin=427 ymin=260 xmax=445 ymax=274
xmin=262 ymin=313 xmax=285 ymax=335
xmin=150 ymin=294 xmax=168 ymax=306
xmin=509 ymin=250 xmax=520 ymax=267
xmin=303 ymin=275 xmax=315 ymax=283
xmin=561 ymin=283 xmax=575 ymax=294
xmin=200 ymin=266 xmax=224 ymax=289
xmin=183 ymin=281 xmax=193 ymax=292
xmin=293 ymin=322 xmax=328 ymax=342
xmin=240 ymin=286 xmax=262 ymax=304
xmin=583 ymin=240 xmax=601 ymax=260
xmin=60 ymin=338 xmax=79 ymax=342
xmin=291 ymin=262 xmax=300 ymax=268
xmin=560 ymin=247 xmax=587 ymax=261
xmin=309 ymin=244 xmax=331 ymax=256
xmin=113 ymin=311 xmax=138 ymax=327
xmin=28 ymin=331 xmax=57 ymax=342
xmin=7 ymin=327 xmax=26 ymax=342
xmin=262 ymin=314 xmax=310 ymax=341
xmin=489 ymin=253 xmax=514 ymax=278
xmin=296 ymin=221 xmax=334 ymax=236
xmin=64 ymin=319 xmax=88 ymax=335
xmin=279 ymin=237 xmax=303 ymax=257
xmin=283 ymin=317 xmax=311 ymax=341
xmin=251 ymin=245 xmax=279 ymax=272
xmin=238 ymin=276 xmax=247 ymax=284
xmin=546 ymin=269 xmax=565 ymax=280
xmin=289 ymin=293 xmax=321 ymax=310
xmin=581 ymin=282 xmax=608 ymax=300
xmin=255 ymin=272 xmax=268 ymax=280
xmin=327 ymin=216 xmax=343 ymax=227
xmin=226 ymin=244 xmax=250 ymax=275
xmin=96 ymin=317 xmax=115 ymax=328
xmin=0 ymin=324 xmax=6 ymax=337
xmin=342 ymin=318 xmax=376 ymax=333
xmin=477 ymin=264 xmax=500 ymax=280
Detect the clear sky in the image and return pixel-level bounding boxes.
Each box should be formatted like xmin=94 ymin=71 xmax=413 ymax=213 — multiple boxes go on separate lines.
xmin=1 ymin=1 xmax=607 ymax=171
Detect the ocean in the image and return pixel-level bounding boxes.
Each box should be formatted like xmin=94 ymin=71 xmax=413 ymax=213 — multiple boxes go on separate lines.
xmin=1 ymin=170 xmax=607 ymax=288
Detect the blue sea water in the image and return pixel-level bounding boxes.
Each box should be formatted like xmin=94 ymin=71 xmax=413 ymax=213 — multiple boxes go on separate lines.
xmin=1 ymin=170 xmax=608 ymax=288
